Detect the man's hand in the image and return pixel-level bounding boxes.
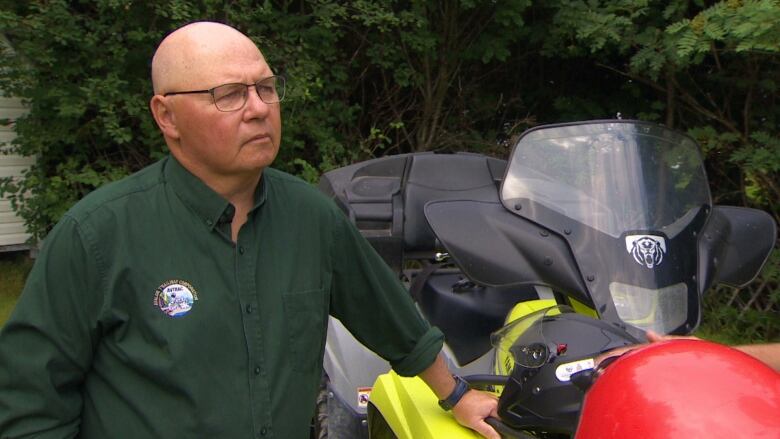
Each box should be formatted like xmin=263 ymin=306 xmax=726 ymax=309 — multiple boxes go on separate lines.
xmin=595 ymin=330 xmax=701 ymax=367
xmin=418 ymin=354 xmax=500 ymax=439
xmin=646 ymin=330 xmax=699 ymax=343
xmin=646 ymin=331 xmax=779 ymax=371
xmin=452 ymin=390 xmax=500 ymax=439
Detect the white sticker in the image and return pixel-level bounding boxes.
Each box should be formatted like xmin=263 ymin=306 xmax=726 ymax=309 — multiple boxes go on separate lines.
xmin=625 ymin=234 xmax=667 ymax=269
xmin=357 ymin=387 xmax=371 ymax=408
xmin=555 ymin=358 xmax=595 ymax=382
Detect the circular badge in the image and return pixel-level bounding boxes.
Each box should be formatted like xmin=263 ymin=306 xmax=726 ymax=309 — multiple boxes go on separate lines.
xmin=154 ymin=280 xmax=198 ymax=318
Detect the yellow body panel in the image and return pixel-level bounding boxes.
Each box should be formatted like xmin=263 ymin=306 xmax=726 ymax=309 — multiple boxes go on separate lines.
xmin=568 ymin=297 xmax=598 ymax=318
xmin=370 ymin=372 xmax=482 ymax=439
xmin=503 ymin=299 xmax=559 ymax=325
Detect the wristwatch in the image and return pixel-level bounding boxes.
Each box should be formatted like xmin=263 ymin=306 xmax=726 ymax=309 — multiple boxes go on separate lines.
xmin=438 ymin=375 xmax=470 ymax=411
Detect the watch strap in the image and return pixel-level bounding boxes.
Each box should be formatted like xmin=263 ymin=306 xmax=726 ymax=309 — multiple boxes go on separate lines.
xmin=438 ymin=375 xmax=470 ymax=411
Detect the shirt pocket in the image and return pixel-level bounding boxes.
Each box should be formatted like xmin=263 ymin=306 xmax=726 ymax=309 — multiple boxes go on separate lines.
xmin=282 ymin=288 xmax=327 ymax=373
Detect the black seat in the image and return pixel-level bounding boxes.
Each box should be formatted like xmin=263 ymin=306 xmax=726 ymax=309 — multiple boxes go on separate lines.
xmin=320 ymin=152 xmax=506 ymax=268
xmin=403 ymin=153 xmax=505 ymax=251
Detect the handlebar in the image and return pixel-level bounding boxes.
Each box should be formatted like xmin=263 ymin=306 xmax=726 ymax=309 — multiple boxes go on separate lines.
xmin=464 ymin=375 xmax=539 ymax=438
xmin=485 ymin=417 xmax=538 ymax=439
xmin=463 ymin=374 xmax=509 ymax=389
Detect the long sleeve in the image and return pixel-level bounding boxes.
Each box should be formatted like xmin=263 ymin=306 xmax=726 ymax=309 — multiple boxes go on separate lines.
xmin=0 ymin=215 xmax=103 ymax=438
xmin=328 ymin=210 xmax=444 ymax=377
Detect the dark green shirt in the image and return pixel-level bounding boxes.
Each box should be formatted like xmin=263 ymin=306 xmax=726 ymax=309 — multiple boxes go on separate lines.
xmin=0 ymin=156 xmax=443 ymax=439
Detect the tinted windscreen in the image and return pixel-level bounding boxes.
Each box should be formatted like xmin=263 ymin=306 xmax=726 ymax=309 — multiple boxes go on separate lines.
xmin=501 ymin=122 xmax=711 ymax=238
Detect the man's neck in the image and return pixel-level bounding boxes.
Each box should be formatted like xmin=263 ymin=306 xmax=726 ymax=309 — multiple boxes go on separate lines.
xmin=217 ymin=173 xmax=261 ymax=211
xmin=221 ymin=175 xmax=259 ymax=243
xmin=172 ymin=154 xmax=262 ymax=242
xmin=205 ymin=173 xmax=259 ymax=242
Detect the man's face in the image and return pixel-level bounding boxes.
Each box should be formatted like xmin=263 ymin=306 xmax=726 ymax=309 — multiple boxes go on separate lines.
xmin=166 ymin=44 xmax=282 ymax=178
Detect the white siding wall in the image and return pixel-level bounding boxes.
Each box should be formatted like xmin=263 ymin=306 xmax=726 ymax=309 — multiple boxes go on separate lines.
xmin=0 ymin=95 xmax=34 ymax=247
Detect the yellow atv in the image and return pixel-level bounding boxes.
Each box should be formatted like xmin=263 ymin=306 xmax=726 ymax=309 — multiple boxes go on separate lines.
xmin=318 ymin=120 xmax=775 ymax=438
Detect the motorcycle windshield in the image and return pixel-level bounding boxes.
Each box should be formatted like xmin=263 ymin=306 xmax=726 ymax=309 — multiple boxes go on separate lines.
xmin=501 ymin=121 xmax=711 ymax=335
xmin=501 ymin=122 xmax=710 ymax=238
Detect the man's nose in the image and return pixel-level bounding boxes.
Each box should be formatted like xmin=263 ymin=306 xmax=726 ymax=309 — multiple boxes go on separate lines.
xmin=243 ymin=85 xmax=270 ymax=119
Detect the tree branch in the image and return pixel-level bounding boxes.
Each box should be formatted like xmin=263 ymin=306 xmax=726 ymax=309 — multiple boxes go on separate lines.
xmin=665 ymin=68 xmax=675 ymax=128
xmin=596 ymin=62 xmax=743 ymax=139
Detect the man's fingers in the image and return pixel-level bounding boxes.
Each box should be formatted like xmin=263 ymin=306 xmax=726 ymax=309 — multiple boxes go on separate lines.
xmin=647 ymin=330 xmax=700 ymax=343
xmin=452 ymin=390 xmax=501 ymax=439
xmin=595 ymin=345 xmax=634 ymax=365
xmin=472 ymin=419 xmax=501 ymax=439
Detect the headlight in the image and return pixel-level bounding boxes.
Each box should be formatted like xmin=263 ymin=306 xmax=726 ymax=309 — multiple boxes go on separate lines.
xmin=609 ymin=282 xmax=688 ymax=333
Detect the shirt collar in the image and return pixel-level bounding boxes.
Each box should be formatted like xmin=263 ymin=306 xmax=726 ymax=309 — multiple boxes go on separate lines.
xmin=163 ymin=155 xmax=268 ymax=231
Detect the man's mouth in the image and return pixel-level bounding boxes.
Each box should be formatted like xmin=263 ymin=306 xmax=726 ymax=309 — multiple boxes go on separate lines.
xmin=246 ymin=133 xmax=271 ymax=144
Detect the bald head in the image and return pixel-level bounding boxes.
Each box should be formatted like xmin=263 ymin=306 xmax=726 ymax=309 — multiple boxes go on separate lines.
xmin=147 ymin=21 xmax=283 ymax=201
xmin=151 ymin=22 xmax=266 ymax=95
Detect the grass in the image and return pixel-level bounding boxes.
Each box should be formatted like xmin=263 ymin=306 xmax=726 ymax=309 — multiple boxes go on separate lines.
xmin=0 ymin=251 xmax=33 ymax=326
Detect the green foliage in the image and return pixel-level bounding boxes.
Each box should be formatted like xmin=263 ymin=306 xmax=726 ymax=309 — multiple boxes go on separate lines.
xmin=543 ymin=0 xmax=647 ymax=55
xmin=0 ymin=0 xmax=777 ymax=339
xmin=0 ymin=252 xmax=33 ymax=327
xmin=324 ymin=0 xmax=533 ymax=152
xmin=668 ymin=0 xmax=780 ymax=57
xmin=0 ymin=0 xmax=170 ymax=239
xmin=699 ymin=252 xmax=780 ymax=343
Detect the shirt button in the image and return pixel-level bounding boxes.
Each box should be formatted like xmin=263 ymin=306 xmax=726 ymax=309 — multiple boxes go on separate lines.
xmin=245 ymin=304 xmax=253 ymax=313
xmin=205 ymin=219 xmax=213 ymax=226
xmin=254 ymin=366 xmax=261 ymax=375
xmin=260 ymin=427 xmax=268 ymax=436
xmin=238 ymin=246 xmax=245 ymax=255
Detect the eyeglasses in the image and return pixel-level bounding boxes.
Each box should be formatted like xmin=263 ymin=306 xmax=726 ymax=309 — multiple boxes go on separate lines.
xmin=163 ymin=75 xmax=286 ymax=112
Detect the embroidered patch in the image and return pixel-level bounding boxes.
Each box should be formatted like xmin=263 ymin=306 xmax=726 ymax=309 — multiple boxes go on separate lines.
xmin=154 ymin=280 xmax=198 ymax=318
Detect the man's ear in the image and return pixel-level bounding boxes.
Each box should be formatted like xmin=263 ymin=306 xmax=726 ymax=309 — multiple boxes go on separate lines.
xmin=150 ymin=95 xmax=181 ymax=141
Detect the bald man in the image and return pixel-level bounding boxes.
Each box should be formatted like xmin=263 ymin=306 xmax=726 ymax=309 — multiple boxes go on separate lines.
xmin=0 ymin=22 xmax=499 ymax=439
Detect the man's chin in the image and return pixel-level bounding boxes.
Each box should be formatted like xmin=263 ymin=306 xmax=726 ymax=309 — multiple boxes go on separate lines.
xmin=242 ymin=148 xmax=278 ymax=171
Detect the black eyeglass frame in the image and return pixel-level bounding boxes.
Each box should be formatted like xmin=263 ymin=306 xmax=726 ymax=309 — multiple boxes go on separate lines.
xmin=163 ymin=75 xmax=286 ymax=112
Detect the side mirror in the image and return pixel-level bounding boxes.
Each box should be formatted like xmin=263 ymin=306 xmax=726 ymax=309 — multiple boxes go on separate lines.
xmin=699 ymin=206 xmax=777 ymax=289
